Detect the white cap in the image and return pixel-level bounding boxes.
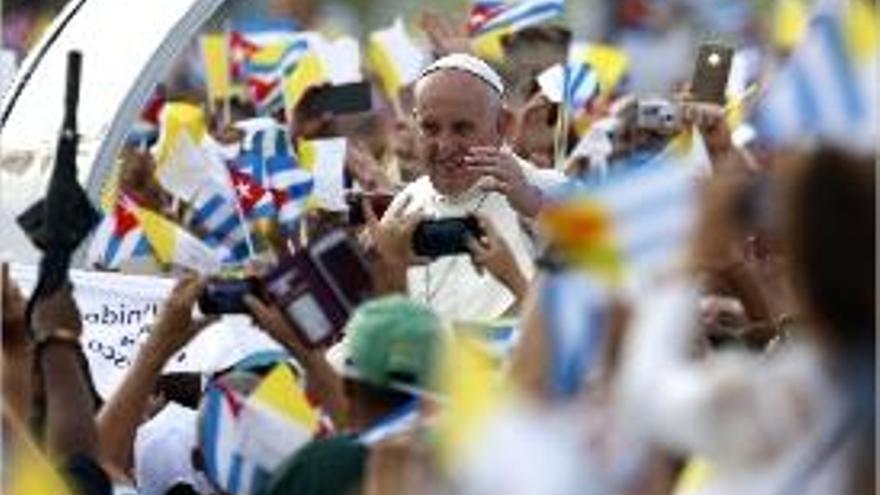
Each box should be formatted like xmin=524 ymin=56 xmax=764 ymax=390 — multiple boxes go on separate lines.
xmin=419 ymin=53 xmax=505 ymax=95
xmin=134 ymin=403 xmax=212 ymax=495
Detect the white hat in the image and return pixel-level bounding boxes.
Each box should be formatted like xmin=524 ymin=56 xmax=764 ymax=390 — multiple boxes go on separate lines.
xmin=134 ymin=403 xmax=213 ymax=495
xmin=419 ymin=53 xmax=505 ymax=95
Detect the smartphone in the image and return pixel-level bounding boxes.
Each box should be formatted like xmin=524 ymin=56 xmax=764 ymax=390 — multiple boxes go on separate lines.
xmin=300 ymin=82 xmax=372 ymax=116
xmin=345 ymin=192 xmax=395 ymax=226
xmin=198 ymin=278 xmax=258 ymax=315
xmin=690 ymin=42 xmax=734 ymax=104
xmin=412 ymin=217 xmax=484 ymax=258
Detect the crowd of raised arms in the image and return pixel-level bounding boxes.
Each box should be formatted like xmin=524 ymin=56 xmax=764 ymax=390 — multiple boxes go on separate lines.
xmin=1 ymin=0 xmax=876 ymax=494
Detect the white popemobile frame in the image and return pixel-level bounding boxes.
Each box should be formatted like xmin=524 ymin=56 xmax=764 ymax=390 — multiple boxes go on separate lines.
xmin=0 ymin=0 xmax=226 ymax=264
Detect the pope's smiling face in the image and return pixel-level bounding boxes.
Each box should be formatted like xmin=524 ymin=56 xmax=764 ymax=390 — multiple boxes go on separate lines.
xmin=413 ymin=70 xmax=506 ymax=197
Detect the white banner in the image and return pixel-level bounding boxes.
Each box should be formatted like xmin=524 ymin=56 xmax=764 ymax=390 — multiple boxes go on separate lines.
xmin=9 ymin=264 xmax=283 ymax=398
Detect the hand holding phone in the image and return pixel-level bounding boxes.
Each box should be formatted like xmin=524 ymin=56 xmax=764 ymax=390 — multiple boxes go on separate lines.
xmin=299 ymin=82 xmax=372 ymax=117
xmin=690 ymin=42 xmax=734 ymax=104
xmin=465 ymin=214 xmax=528 ymax=299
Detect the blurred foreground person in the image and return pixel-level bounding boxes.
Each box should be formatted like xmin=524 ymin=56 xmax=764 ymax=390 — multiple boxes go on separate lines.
xmin=619 ymin=147 xmax=875 ymax=495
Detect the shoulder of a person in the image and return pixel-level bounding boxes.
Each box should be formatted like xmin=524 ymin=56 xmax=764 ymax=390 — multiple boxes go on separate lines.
xmin=384 ymin=177 xmax=434 ymax=217
xmin=396 ymin=175 xmax=434 ymax=198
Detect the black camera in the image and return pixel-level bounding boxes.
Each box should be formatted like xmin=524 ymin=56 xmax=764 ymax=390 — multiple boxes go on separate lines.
xmin=412 ymin=216 xmax=484 ymax=258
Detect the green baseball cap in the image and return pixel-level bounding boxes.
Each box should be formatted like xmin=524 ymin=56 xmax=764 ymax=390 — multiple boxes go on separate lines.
xmin=327 ymin=296 xmax=444 ymax=395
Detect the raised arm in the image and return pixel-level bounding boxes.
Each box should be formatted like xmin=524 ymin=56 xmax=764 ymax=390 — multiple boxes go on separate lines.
xmin=97 ymin=277 xmax=215 ymax=477
xmin=2 ymin=265 xmax=33 ymax=423
xmin=32 ymin=285 xmax=98 ymax=461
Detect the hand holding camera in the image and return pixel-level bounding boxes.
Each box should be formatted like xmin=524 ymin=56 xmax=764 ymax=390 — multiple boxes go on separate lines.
xmin=466 ymin=214 xmax=529 ymax=301
xmin=149 ymin=276 xmax=219 ymax=359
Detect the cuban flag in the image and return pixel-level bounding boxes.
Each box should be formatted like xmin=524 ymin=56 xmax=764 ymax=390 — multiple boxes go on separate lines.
xmin=468 ymin=0 xmax=565 ymax=37
xmin=198 ymin=363 xmax=319 ymax=495
xmin=86 ymin=196 xmax=152 ymax=270
xmin=236 ymin=120 xmax=314 ymax=234
xmin=188 ymin=167 xmax=278 ymax=264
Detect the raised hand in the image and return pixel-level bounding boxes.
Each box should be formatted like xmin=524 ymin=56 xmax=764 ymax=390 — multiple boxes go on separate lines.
xmin=466 ymin=213 xmax=529 ymax=301
xmin=466 ymin=146 xmax=545 ymax=217
xmin=146 ymin=276 xmax=218 ymax=358
xmin=419 ymin=11 xmax=472 ymax=57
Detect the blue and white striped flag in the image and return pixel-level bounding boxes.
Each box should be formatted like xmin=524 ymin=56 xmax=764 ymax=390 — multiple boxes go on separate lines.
xmin=542 ymin=272 xmax=608 ymax=398
xmin=188 ymin=190 xmax=252 ymax=263
xmin=537 ymin=61 xmax=600 ymax=112
xmin=541 ymin=158 xmax=699 ymax=285
xmin=755 ymin=2 xmax=878 ymax=150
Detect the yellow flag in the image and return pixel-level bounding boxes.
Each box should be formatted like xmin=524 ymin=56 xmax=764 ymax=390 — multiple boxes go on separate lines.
xmin=283 ymin=52 xmax=326 ymax=111
xmin=673 ymin=458 xmax=714 ymax=495
xmin=773 ymin=0 xmax=809 ymax=51
xmin=539 ymin=199 xmax=625 ymax=284
xmin=577 ymin=43 xmax=630 ymax=96
xmin=200 ymin=34 xmax=232 ymax=102
xmin=436 ymin=336 xmax=504 ymax=470
xmin=250 ymin=363 xmax=320 ymax=429
xmin=471 ymin=28 xmax=510 ymax=63
xmin=130 ymin=204 xmax=222 ymax=274
xmin=368 ymin=19 xmax=428 ymax=101
xmin=844 ymin=0 xmax=879 ymax=60
xmin=100 ymin=159 xmax=121 ymax=213
xmin=4 ymin=408 xmax=73 ymax=495
xmin=154 ymin=103 xmax=207 ymax=166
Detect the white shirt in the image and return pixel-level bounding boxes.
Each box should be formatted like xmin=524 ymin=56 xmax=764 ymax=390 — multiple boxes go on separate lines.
xmin=618 ymin=283 xmax=854 ymax=495
xmin=384 ymin=176 xmax=536 ymax=321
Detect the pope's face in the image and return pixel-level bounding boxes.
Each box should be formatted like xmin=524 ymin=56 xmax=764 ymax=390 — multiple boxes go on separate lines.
xmin=413 ymin=71 xmax=504 ymax=197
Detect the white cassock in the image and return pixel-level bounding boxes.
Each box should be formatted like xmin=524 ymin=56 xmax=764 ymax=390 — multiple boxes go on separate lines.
xmin=383 ymin=155 xmax=564 ymax=321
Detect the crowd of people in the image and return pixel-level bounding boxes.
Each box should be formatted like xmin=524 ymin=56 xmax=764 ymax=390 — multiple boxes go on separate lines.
xmin=1 ymin=0 xmax=876 ymax=494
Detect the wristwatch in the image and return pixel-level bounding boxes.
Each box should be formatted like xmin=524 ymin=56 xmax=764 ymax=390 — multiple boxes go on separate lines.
xmin=32 ymin=327 xmax=81 ymax=351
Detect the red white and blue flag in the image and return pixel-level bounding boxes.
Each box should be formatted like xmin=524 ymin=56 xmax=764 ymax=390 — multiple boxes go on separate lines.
xmin=86 ymin=195 xmax=152 ymax=269
xmin=468 ymin=0 xmax=565 ymax=37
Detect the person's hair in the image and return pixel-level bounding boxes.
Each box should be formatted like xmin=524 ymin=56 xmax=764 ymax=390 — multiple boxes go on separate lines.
xmin=344 ymin=379 xmax=414 ymax=418
xmin=164 ymin=483 xmax=200 ymax=495
xmin=782 ymin=146 xmax=876 ymax=495
xmin=501 ymin=24 xmax=572 ymax=57
xmin=784 ymin=147 xmax=874 ymax=351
